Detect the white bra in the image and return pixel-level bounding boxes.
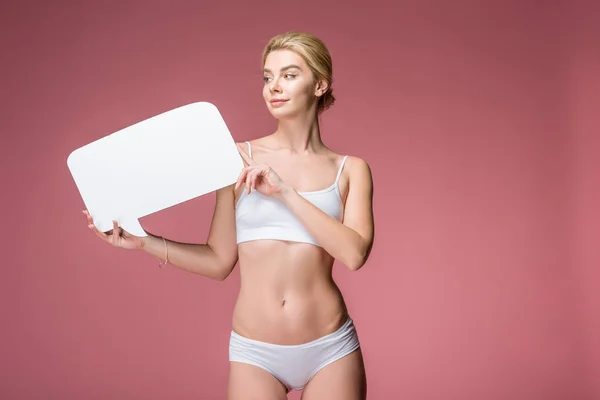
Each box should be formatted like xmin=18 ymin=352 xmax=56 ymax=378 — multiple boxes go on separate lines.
xmin=235 ymin=141 xmax=348 ymax=247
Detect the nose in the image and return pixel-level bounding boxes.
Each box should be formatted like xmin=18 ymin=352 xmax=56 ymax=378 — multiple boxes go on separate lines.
xmin=269 ymin=77 xmax=282 ymax=93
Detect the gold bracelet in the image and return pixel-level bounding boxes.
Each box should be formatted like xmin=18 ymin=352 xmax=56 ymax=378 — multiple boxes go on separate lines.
xmin=158 ymin=236 xmax=169 ymax=268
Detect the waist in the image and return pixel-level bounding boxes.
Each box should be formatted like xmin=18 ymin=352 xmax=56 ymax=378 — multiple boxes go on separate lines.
xmin=231 ymin=275 xmax=348 ymax=344
xmin=231 ymin=305 xmax=349 ymax=345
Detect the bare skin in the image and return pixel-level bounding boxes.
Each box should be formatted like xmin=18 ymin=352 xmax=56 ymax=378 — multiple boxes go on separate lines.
xmin=83 ymin=49 xmax=374 ymax=399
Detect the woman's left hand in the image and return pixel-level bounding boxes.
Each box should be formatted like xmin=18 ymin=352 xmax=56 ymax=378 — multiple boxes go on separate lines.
xmin=235 ymin=143 xmax=290 ymax=197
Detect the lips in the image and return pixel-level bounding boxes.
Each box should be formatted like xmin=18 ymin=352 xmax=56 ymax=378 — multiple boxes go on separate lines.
xmin=270 ymin=99 xmax=288 ymax=104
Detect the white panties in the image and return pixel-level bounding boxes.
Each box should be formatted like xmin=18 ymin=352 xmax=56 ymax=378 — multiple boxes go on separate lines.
xmin=229 ymin=316 xmax=360 ymax=391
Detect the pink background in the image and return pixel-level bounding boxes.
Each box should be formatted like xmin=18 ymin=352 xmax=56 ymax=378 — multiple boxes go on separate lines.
xmin=2 ymin=1 xmax=599 ymax=399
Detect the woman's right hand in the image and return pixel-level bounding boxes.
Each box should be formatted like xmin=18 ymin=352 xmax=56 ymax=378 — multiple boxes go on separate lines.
xmin=83 ymin=210 xmax=145 ymax=250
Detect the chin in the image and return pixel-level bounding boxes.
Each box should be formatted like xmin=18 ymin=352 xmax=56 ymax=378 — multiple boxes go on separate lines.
xmin=267 ymin=105 xmax=297 ymax=120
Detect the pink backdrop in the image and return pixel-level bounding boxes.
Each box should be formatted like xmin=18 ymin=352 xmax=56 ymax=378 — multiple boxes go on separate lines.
xmin=2 ymin=1 xmax=598 ymax=399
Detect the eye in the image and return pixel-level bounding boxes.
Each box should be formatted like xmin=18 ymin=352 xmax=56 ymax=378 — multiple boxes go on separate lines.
xmin=263 ymin=76 xmax=272 ymax=83
xmin=285 ymin=74 xmax=296 ymax=79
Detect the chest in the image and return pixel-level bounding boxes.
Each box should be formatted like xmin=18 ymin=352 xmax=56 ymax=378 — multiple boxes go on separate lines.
xmin=273 ymin=156 xmax=340 ymax=189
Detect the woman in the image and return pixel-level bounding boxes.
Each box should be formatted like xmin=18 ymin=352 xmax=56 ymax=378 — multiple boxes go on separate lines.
xmin=84 ymin=31 xmax=374 ymax=399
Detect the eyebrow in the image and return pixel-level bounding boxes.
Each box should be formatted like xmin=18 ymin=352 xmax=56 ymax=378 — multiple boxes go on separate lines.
xmin=263 ymin=64 xmax=302 ymax=73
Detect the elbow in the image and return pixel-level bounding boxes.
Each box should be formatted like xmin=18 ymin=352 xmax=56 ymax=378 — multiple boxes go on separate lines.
xmin=345 ymin=250 xmax=368 ymax=272
xmin=214 ymin=267 xmax=233 ymax=281
xmin=344 ymin=242 xmax=372 ymax=271
xmin=212 ymin=259 xmax=237 ymax=281
xmin=346 ymin=258 xmax=366 ymax=271
xmin=204 ymin=247 xmax=237 ymax=281
xmin=213 ymin=273 xmax=228 ymax=281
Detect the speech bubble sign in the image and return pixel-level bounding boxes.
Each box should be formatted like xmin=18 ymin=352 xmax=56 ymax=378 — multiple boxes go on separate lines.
xmin=67 ymin=101 xmax=244 ymax=237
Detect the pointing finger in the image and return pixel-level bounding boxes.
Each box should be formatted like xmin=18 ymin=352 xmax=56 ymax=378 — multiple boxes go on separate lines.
xmin=235 ymin=166 xmax=250 ymax=190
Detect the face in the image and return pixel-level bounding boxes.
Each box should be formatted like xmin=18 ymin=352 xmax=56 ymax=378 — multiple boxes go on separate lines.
xmin=262 ymin=49 xmax=327 ymax=119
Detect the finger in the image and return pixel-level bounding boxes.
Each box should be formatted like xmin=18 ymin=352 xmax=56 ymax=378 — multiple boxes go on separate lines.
xmin=236 ymin=143 xmax=256 ymax=166
xmin=236 ymin=166 xmax=255 ymax=190
xmin=249 ymin=169 xmax=261 ymax=191
xmin=88 ymin=219 xmax=109 ymax=240
xmin=247 ymin=169 xmax=262 ymax=194
xmin=235 ymin=167 xmax=249 ymax=190
xmin=112 ymin=220 xmax=120 ymax=246
xmin=84 ymin=211 xmax=103 ymax=235
xmin=83 ymin=210 xmax=93 ymax=223
xmin=246 ymin=169 xmax=258 ymax=194
xmin=88 ymin=222 xmax=110 ymax=241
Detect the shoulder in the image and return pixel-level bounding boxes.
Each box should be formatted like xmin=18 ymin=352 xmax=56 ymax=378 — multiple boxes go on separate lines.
xmin=235 ymin=140 xmax=252 ymax=151
xmin=235 ymin=134 xmax=273 ymax=146
xmin=338 ymin=155 xmax=372 ymax=199
xmin=344 ymin=156 xmax=372 ymax=182
xmin=235 ymin=135 xmax=273 ymax=155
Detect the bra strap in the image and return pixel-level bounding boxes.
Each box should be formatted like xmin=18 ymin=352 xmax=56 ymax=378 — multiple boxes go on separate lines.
xmin=245 ymin=141 xmax=252 ymax=158
xmin=335 ymin=155 xmax=349 ymax=184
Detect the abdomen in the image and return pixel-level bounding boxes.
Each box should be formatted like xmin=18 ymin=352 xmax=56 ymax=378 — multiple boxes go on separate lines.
xmin=231 ymin=240 xmax=349 ymax=344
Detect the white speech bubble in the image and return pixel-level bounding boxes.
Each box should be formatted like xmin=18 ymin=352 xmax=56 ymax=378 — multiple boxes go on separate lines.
xmin=67 ymin=101 xmax=244 ymax=237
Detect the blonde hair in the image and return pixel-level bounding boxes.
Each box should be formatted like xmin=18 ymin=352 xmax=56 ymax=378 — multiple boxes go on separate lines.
xmin=262 ymin=31 xmax=335 ymax=113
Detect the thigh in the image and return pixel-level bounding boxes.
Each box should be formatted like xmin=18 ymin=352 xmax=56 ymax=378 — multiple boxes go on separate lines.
xmin=227 ymin=361 xmax=288 ymax=400
xmin=301 ymin=348 xmax=367 ymax=400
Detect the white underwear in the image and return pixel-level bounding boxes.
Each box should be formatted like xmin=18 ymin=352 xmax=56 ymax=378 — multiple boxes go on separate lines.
xmin=229 ymin=316 xmax=360 ymax=391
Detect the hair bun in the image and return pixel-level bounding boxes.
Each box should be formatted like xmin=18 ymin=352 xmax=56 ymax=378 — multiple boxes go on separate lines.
xmin=319 ymin=90 xmax=335 ymax=112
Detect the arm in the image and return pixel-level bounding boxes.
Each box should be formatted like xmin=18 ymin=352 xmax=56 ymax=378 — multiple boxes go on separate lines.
xmin=141 ymin=184 xmax=239 ymax=280
xmin=279 ymin=157 xmax=374 ymax=271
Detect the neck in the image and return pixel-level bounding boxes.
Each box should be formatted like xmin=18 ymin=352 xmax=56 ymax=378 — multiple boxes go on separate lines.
xmin=273 ymin=112 xmax=324 ymax=154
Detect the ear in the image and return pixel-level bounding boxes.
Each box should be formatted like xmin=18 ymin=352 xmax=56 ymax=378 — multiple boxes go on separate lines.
xmin=314 ymin=79 xmax=329 ymax=97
